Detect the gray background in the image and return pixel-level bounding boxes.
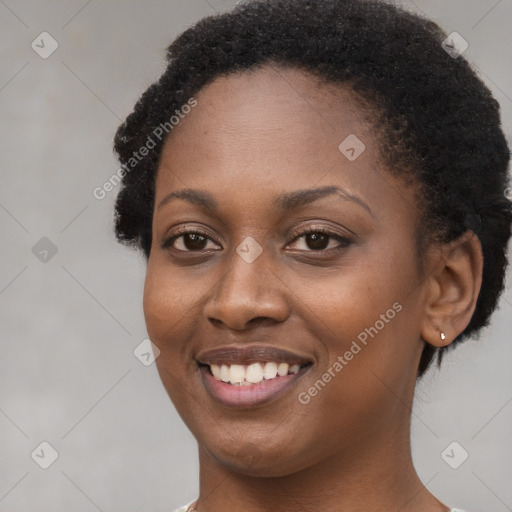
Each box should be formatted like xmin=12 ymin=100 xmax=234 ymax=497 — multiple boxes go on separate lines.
xmin=1 ymin=0 xmax=511 ymax=511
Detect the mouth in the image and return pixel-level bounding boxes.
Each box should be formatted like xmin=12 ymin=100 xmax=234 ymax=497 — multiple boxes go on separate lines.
xmin=197 ymin=345 xmax=314 ymax=408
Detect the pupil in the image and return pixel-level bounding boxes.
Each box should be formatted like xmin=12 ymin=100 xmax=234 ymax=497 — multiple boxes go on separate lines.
xmin=307 ymin=233 xmax=328 ymax=250
xmin=185 ymin=233 xmax=206 ymax=250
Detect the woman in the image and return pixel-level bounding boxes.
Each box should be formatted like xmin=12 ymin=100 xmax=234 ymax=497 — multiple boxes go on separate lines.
xmin=112 ymin=0 xmax=511 ymax=510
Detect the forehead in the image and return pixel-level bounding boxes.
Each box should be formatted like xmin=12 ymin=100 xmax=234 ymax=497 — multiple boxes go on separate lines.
xmin=155 ymin=64 xmax=381 ymax=195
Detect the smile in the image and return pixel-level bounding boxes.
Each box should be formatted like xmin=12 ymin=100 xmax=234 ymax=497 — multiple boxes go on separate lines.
xmin=197 ymin=345 xmax=313 ymax=407
xmin=209 ymin=361 xmax=303 ymax=385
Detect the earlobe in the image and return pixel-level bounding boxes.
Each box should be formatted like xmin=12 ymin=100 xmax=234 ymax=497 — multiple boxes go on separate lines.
xmin=421 ymin=230 xmax=484 ymax=348
xmin=422 ymin=323 xmax=452 ymax=348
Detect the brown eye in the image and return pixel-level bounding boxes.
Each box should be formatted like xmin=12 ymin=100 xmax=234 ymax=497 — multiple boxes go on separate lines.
xmin=163 ymin=229 xmax=221 ymax=252
xmin=287 ymin=228 xmax=352 ymax=252
xmin=304 ymin=232 xmax=329 ymax=250
xmin=178 ymin=233 xmax=208 ymax=251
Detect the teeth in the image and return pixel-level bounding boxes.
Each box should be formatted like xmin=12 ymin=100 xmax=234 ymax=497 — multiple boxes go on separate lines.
xmin=229 ymin=364 xmax=245 ymax=384
xmin=263 ymin=361 xmax=278 ymax=380
xmin=277 ymin=363 xmax=289 ymax=376
xmin=220 ymin=364 xmax=230 ymax=382
xmin=208 ymin=361 xmax=305 ymax=385
xmin=246 ymin=363 xmax=264 ymax=383
xmin=211 ymin=364 xmax=221 ymax=380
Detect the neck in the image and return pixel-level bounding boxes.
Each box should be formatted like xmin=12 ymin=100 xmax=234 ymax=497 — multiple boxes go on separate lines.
xmin=193 ymin=425 xmax=448 ymax=512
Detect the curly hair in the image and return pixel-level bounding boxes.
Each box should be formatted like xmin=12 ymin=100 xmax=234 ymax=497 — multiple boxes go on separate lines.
xmin=112 ymin=0 xmax=511 ymax=376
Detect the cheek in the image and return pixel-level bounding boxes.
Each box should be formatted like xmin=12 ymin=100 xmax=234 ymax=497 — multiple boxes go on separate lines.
xmin=293 ymin=248 xmax=420 ymax=381
xmin=142 ymin=261 xmax=203 ymax=413
xmin=143 ymin=263 xmax=191 ymax=357
xmin=143 ymin=271 xmax=173 ymax=341
xmin=293 ymin=259 xmax=399 ymax=341
xmin=142 ymin=256 xmax=207 ymax=341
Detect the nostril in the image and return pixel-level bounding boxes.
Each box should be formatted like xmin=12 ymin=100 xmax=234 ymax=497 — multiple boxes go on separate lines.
xmin=207 ymin=316 xmax=276 ymax=330
xmin=247 ymin=316 xmax=272 ymax=328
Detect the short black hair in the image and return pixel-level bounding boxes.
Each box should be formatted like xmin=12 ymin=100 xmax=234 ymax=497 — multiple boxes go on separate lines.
xmin=113 ymin=0 xmax=512 ymax=376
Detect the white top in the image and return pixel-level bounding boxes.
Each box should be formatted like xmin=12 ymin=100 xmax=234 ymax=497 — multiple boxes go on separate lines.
xmin=175 ymin=504 xmax=466 ymax=512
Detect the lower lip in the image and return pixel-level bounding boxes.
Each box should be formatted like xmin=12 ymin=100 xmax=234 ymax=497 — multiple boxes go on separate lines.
xmin=199 ymin=365 xmax=310 ymax=408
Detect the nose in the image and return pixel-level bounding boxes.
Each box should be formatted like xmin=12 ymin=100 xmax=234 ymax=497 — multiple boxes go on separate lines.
xmin=203 ymin=246 xmax=290 ymax=331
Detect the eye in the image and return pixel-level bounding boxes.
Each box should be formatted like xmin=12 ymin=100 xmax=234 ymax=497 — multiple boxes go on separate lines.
xmin=162 ymin=227 xmax=221 ymax=252
xmin=287 ymin=227 xmax=352 ymax=252
xmin=162 ymin=226 xmax=352 ymax=254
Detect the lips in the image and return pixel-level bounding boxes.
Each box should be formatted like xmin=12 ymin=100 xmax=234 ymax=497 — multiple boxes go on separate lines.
xmin=197 ymin=345 xmax=312 ymax=366
xmin=196 ymin=345 xmax=313 ymax=408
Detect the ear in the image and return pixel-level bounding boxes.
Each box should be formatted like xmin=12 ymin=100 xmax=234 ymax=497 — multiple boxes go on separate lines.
xmin=421 ymin=230 xmax=483 ymax=347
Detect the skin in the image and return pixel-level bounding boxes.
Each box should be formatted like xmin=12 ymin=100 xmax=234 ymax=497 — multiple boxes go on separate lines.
xmin=143 ymin=64 xmax=483 ymax=512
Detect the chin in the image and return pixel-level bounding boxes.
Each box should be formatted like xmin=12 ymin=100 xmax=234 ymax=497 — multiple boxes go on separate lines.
xmin=200 ymin=434 xmax=317 ymax=478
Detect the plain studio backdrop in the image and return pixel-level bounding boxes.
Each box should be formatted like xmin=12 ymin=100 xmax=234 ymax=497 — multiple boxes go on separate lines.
xmin=0 ymin=0 xmax=511 ymax=511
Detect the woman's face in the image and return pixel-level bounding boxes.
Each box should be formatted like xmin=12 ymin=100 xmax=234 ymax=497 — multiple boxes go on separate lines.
xmin=144 ymin=64 xmax=431 ymax=476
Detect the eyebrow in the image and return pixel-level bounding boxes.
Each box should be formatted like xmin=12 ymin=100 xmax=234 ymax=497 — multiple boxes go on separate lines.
xmin=157 ymin=185 xmax=372 ymax=216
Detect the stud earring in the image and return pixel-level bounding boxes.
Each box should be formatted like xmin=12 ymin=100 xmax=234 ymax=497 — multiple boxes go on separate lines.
xmin=440 ymin=331 xmax=446 ymax=341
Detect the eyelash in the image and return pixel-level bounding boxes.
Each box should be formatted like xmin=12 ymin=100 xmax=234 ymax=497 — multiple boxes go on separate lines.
xmin=161 ymin=225 xmax=352 ymax=254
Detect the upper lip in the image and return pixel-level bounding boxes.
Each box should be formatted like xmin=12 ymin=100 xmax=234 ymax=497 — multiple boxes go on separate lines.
xmin=197 ymin=345 xmax=313 ymax=366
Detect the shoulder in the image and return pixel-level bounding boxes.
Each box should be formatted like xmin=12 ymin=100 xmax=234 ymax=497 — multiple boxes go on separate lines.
xmin=173 ymin=506 xmax=467 ymax=512
xmin=175 ymin=506 xmax=468 ymax=512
